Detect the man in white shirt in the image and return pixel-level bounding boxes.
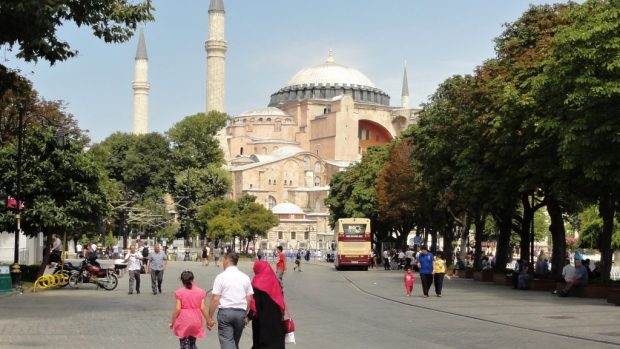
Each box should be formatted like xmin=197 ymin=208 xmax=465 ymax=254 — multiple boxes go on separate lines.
xmin=76 ymin=241 xmax=83 ymax=258
xmin=123 ymin=244 xmax=143 ymax=295
xmin=561 ymin=258 xmax=575 ymax=282
xmin=208 ymin=252 xmax=253 ymax=349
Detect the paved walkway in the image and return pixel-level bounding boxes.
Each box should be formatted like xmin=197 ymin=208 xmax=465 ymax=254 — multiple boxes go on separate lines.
xmin=0 ymin=260 xmax=618 ymax=348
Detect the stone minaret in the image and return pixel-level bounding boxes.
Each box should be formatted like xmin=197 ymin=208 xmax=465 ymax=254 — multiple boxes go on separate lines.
xmin=401 ymin=62 xmax=409 ymax=109
xmin=205 ymin=0 xmax=227 ymax=113
xmin=132 ymin=29 xmax=149 ymax=135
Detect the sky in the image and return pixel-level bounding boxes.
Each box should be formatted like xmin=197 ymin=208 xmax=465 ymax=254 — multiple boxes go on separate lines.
xmin=5 ymin=0 xmax=566 ymax=144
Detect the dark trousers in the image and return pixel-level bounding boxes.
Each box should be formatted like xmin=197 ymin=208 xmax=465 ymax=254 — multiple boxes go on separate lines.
xmin=434 ymin=273 xmax=445 ymax=295
xmin=151 ymin=269 xmax=163 ymax=293
xmin=128 ymin=269 xmax=140 ymax=293
xmin=217 ymin=308 xmax=246 ymax=349
xmin=384 ymin=258 xmax=390 ymax=270
xmin=420 ymin=273 xmax=433 ymax=296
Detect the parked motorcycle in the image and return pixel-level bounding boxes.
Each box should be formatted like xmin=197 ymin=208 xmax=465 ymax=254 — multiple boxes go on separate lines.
xmin=52 ymin=261 xmax=81 ymax=288
xmin=68 ymin=257 xmax=118 ymax=291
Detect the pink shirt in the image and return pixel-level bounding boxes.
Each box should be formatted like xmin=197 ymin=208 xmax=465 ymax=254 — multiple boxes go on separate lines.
xmin=172 ymin=285 xmax=206 ymax=339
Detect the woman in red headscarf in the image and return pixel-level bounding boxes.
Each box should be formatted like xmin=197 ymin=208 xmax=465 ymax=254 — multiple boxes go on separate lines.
xmin=248 ymin=261 xmax=286 ymax=349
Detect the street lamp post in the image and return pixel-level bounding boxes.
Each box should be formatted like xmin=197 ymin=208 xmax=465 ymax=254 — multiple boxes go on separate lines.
xmin=10 ymin=108 xmax=69 ymax=290
xmin=10 ymin=108 xmax=25 ymax=290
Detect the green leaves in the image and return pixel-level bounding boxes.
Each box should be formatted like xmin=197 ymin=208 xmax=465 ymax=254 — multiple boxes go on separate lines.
xmin=0 ymin=0 xmax=154 ymax=65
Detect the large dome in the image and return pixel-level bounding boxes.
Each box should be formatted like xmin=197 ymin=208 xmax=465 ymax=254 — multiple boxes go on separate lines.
xmin=269 ymin=51 xmax=390 ymax=107
xmin=285 ymin=52 xmax=375 ymax=88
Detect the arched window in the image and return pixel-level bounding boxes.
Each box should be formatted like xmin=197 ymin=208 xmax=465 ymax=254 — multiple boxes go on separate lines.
xmin=262 ymin=147 xmax=268 ymax=154
xmin=267 ymin=196 xmax=277 ymax=209
xmin=314 ymin=176 xmax=321 ymax=187
xmin=266 ymin=118 xmax=272 ymax=122
xmin=240 ymin=147 xmax=244 ymax=155
xmin=258 ymin=118 xmax=263 ymax=122
xmin=304 ymin=156 xmax=311 ymax=170
xmin=314 ymin=162 xmax=321 ymax=173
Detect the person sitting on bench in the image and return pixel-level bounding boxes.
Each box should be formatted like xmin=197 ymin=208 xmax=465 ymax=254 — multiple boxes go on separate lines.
xmin=555 ymin=259 xmax=588 ymax=297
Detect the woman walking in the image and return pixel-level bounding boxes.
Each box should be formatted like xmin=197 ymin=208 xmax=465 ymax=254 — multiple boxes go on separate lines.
xmin=248 ymin=261 xmax=286 ymax=349
xmin=433 ymin=252 xmax=447 ymax=297
xmin=169 ymin=271 xmax=211 ymax=349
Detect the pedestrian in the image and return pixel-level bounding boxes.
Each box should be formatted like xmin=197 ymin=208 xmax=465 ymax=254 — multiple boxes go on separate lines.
xmin=275 ymin=246 xmax=286 ymax=286
xmin=214 ymin=246 xmax=222 ymax=267
xmin=50 ymin=233 xmax=63 ymax=265
xmin=248 ymin=261 xmax=286 ymax=349
xmin=202 ymin=245 xmax=210 ymax=266
xmin=417 ymin=245 xmax=434 ymax=298
xmin=404 ymin=266 xmax=415 ymax=297
xmin=257 ymin=249 xmax=264 ymax=261
xmin=142 ymin=242 xmax=150 ymax=259
xmin=293 ymin=250 xmax=302 ymax=272
xmin=147 ymin=243 xmax=167 ymax=295
xmin=304 ymin=249 xmax=310 ymax=262
xmin=124 ymin=244 xmax=143 ymax=294
xmin=113 ymin=242 xmax=120 ymax=259
xmin=383 ymin=249 xmax=390 ymax=270
xmin=76 ymin=241 xmax=83 ymax=259
xmin=433 ymin=252 xmax=446 ymax=297
xmin=207 ymin=252 xmax=253 ymax=349
xmin=170 ymin=270 xmax=212 ymax=349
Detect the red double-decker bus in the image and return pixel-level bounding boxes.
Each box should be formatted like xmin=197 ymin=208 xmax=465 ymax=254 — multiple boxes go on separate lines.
xmin=334 ymin=218 xmax=371 ymax=271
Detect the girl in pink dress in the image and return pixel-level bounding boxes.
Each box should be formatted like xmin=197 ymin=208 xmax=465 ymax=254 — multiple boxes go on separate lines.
xmin=404 ymin=266 xmax=415 ymax=297
xmin=169 ymin=271 xmax=210 ymax=349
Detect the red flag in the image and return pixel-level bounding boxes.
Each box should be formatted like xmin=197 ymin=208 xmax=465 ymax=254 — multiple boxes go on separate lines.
xmin=6 ymin=197 xmax=24 ymax=210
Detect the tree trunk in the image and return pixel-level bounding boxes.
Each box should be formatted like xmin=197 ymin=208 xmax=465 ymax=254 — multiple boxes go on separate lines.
xmin=442 ymin=217 xmax=455 ymax=266
xmin=494 ymin=208 xmax=514 ymax=273
xmin=473 ymin=213 xmax=484 ymax=270
xmin=546 ymin=196 xmax=566 ymax=279
xmin=520 ymin=194 xmax=533 ymax=263
xmin=37 ymin=231 xmax=53 ymax=277
xmin=430 ymin=230 xmax=438 ymax=252
xmin=598 ymin=192 xmax=615 ymax=283
xmin=459 ymin=215 xmax=472 ymax=261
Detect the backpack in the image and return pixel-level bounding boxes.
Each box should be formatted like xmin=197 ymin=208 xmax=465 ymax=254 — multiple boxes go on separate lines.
xmin=142 ymin=246 xmax=149 ymax=258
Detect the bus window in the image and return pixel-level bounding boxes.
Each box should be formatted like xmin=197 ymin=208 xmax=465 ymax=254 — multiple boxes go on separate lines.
xmin=343 ymin=224 xmax=366 ymax=236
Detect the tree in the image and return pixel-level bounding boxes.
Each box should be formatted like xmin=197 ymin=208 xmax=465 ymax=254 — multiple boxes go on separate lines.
xmin=535 ymin=0 xmax=620 ymax=281
xmin=167 ymin=112 xmax=228 ymax=170
xmin=0 ymin=0 xmax=153 ymax=65
xmin=239 ymin=202 xmax=279 ymax=243
xmin=375 ymin=140 xmax=417 ymax=248
xmin=0 ymin=125 xmax=109 ymax=274
xmin=325 ymin=145 xmax=391 ymax=248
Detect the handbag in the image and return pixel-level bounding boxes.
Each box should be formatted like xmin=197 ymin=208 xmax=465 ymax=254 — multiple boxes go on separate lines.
xmin=283 ymin=308 xmax=296 ymax=344
xmin=139 ymin=262 xmax=146 ymax=274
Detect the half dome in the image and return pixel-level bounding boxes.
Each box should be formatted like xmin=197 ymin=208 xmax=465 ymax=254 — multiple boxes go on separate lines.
xmin=271 ymin=202 xmax=304 ymax=215
xmin=237 ymin=107 xmax=290 ymax=118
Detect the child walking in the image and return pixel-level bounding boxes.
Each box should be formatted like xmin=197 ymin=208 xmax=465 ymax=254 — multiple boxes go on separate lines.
xmin=404 ymin=266 xmax=415 ymax=296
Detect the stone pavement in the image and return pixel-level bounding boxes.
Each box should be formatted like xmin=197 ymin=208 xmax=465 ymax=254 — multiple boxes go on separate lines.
xmin=0 ymin=259 xmax=618 ymax=349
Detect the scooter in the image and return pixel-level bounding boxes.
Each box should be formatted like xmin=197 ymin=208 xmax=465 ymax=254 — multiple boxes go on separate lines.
xmin=68 ymin=257 xmax=118 ymax=291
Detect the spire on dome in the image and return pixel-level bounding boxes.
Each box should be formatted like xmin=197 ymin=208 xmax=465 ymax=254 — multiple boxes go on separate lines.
xmin=326 ymin=49 xmax=335 ymax=64
xmin=209 ymin=0 xmax=225 ymax=13
xmin=135 ymin=28 xmax=148 ymax=60
xmin=401 ymin=62 xmax=409 ymax=97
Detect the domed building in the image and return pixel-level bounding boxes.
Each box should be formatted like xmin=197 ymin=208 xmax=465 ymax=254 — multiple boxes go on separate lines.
xmin=206 ymin=1 xmax=418 ymax=251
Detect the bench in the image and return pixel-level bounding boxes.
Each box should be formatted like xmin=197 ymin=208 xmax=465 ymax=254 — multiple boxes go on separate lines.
xmin=473 ymin=270 xmax=493 ymax=282
xmin=606 ymin=288 xmax=620 ymax=305
xmin=493 ymin=273 xmax=512 ymax=286
xmin=529 ymin=278 xmax=556 ymax=291
xmin=455 ymin=269 xmax=473 ymax=279
xmin=555 ymin=282 xmax=609 ymax=298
